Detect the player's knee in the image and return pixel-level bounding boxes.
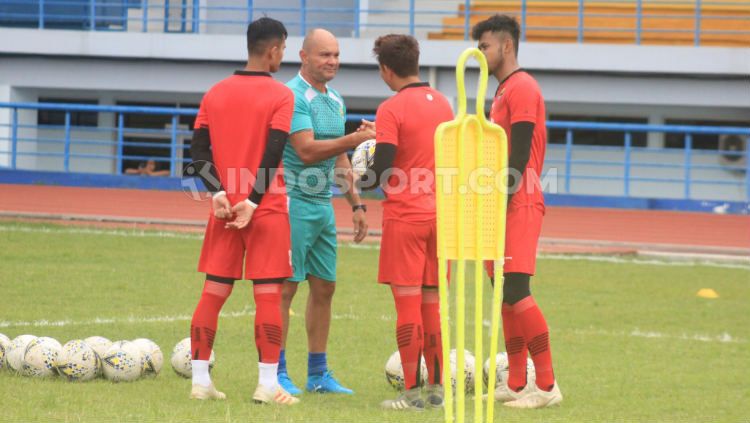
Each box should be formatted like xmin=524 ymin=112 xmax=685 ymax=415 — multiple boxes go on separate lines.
xmin=311 ymin=282 xmax=336 ymax=303
xmin=281 ymin=282 xmax=298 ymax=303
xmin=503 ymin=273 xmax=531 ymax=305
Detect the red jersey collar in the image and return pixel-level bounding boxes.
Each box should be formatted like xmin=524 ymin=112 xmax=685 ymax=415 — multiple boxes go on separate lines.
xmin=234 ymin=70 xmax=272 ymax=77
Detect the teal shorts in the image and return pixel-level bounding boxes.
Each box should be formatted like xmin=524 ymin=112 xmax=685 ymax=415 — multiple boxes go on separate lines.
xmin=288 ymin=196 xmax=337 ymax=283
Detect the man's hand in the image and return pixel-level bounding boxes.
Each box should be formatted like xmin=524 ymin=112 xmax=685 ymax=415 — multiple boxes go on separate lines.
xmin=225 ymin=200 xmax=256 ymax=230
xmin=358 ymin=119 xmax=376 ymax=133
xmin=212 ymin=192 xmax=232 ymax=220
xmin=356 ymin=127 xmax=376 ymax=143
xmin=352 ymin=209 xmax=368 ymax=243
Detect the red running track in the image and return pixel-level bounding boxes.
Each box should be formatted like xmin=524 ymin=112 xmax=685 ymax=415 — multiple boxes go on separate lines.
xmin=0 ymin=184 xmax=748 ymax=255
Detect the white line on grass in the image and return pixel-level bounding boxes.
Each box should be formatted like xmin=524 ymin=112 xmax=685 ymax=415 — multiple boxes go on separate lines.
xmin=2 ymin=311 xmax=743 ymax=345
xmin=3 ymin=224 xmax=747 ymax=270
xmin=539 ymin=253 xmax=750 ymax=271
xmin=0 ymin=224 xmax=204 ymax=240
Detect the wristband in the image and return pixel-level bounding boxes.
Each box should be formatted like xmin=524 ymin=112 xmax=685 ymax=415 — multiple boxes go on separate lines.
xmin=245 ymin=198 xmax=259 ymax=209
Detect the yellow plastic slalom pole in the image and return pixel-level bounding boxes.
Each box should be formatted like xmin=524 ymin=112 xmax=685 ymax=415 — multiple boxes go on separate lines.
xmin=486 ymin=265 xmax=504 ymax=423
xmin=437 ymin=259 xmax=453 ymax=422
xmin=473 ymin=119 xmax=484 ymax=423
xmin=479 ymin=46 xmax=508 ymax=422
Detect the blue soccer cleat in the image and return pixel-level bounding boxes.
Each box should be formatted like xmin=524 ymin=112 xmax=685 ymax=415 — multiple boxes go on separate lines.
xmin=305 ymin=371 xmax=354 ymax=394
xmin=278 ymin=372 xmax=302 ymax=396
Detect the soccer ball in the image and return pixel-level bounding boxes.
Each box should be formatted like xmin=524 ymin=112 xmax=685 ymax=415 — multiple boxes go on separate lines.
xmin=0 ymin=333 xmax=10 ymax=370
xmin=449 ymin=349 xmax=476 ymax=394
xmin=83 ymin=336 xmax=112 ymax=377
xmin=482 ymin=352 xmax=536 ymax=388
xmin=22 ymin=337 xmax=61 ymax=378
xmin=384 ymin=350 xmax=428 ymax=391
xmin=132 ymin=338 xmax=163 ymax=376
xmin=351 ymin=139 xmax=376 ymax=177
xmin=6 ymin=334 xmax=37 ymax=373
xmin=56 ymin=340 xmax=100 ymax=381
xmin=101 ymin=341 xmax=144 ymax=382
xmin=170 ymin=337 xmax=215 ymax=378
xmin=84 ymin=336 xmax=112 ymax=359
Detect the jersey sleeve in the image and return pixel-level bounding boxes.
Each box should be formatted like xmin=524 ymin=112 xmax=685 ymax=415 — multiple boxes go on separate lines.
xmin=194 ymin=96 xmax=209 ymax=129
xmin=271 ymin=87 xmax=295 ymax=133
xmin=375 ymin=101 xmax=399 ymax=146
xmin=289 ymin=90 xmax=313 ymax=134
xmin=506 ymin=79 xmax=540 ymax=124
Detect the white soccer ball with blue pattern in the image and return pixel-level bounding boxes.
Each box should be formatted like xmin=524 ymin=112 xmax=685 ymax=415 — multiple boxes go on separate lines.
xmin=482 ymin=352 xmax=536 ymax=389
xmin=351 ymin=139 xmax=376 ymax=178
xmin=84 ymin=336 xmax=112 ymax=377
xmin=449 ymin=349 xmax=476 ymax=394
xmin=170 ymin=337 xmax=215 ymax=378
xmin=101 ymin=341 xmax=144 ymax=382
xmin=132 ymin=338 xmax=163 ymax=376
xmin=384 ymin=350 xmax=428 ymax=391
xmin=6 ymin=334 xmax=37 ymax=373
xmin=0 ymin=333 xmax=10 ymax=370
xmin=84 ymin=336 xmax=112 ymax=360
xmin=56 ymin=339 xmax=100 ymax=381
xmin=22 ymin=337 xmax=61 ymax=378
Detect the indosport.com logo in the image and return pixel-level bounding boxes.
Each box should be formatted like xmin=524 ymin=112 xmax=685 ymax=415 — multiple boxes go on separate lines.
xmin=181 ymin=161 xmax=559 ymax=201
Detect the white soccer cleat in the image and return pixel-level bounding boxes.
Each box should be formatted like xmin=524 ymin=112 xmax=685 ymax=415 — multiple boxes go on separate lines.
xmin=493 ymin=381 xmax=532 ymax=403
xmin=252 ymin=385 xmax=300 ymax=405
xmin=425 ymin=384 xmax=444 ymax=409
xmin=380 ymin=387 xmax=425 ymax=411
xmin=190 ymin=383 xmax=226 ymax=400
xmin=504 ymin=382 xmax=563 ymax=409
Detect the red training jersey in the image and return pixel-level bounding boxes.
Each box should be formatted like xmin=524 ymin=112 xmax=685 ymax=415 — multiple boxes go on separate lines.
xmin=489 ymin=70 xmax=547 ymax=208
xmin=375 ymin=83 xmax=454 ymax=222
xmin=194 ymin=71 xmax=294 ymax=216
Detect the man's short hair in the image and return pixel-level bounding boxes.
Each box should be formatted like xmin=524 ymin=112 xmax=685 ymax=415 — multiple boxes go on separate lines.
xmin=471 ymin=14 xmax=521 ymax=56
xmin=372 ymin=34 xmax=420 ymax=78
xmin=246 ymin=17 xmax=288 ymax=56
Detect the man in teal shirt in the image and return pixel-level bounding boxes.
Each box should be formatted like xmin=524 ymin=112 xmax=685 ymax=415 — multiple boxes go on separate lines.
xmin=279 ymin=28 xmax=375 ymax=395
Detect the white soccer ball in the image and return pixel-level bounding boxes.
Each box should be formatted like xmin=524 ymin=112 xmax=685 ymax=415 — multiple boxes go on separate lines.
xmin=482 ymin=352 xmax=536 ymax=388
xmin=170 ymin=337 xmax=215 ymax=378
xmin=6 ymin=334 xmax=37 ymax=373
xmin=101 ymin=341 xmax=144 ymax=382
xmin=449 ymin=349 xmax=476 ymax=394
xmin=351 ymin=139 xmax=376 ymax=177
xmin=84 ymin=336 xmax=112 ymax=360
xmin=384 ymin=350 xmax=428 ymax=391
xmin=0 ymin=333 xmax=10 ymax=370
xmin=56 ymin=340 xmax=100 ymax=381
xmin=132 ymin=338 xmax=163 ymax=376
xmin=22 ymin=337 xmax=62 ymax=378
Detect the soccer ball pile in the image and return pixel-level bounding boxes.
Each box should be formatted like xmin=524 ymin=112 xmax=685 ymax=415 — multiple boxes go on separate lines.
xmin=0 ymin=333 xmax=166 ymax=382
xmin=384 ymin=348 xmax=477 ymax=393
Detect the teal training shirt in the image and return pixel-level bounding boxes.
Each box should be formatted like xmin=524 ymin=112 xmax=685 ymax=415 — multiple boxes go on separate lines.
xmin=283 ymin=73 xmax=346 ymax=204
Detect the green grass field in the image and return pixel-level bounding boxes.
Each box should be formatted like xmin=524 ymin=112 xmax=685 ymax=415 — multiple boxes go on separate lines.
xmin=0 ymin=221 xmax=748 ymax=422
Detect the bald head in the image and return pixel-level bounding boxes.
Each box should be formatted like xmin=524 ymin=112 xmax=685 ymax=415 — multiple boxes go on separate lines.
xmin=299 ymin=28 xmax=340 ymax=86
xmin=302 ymin=28 xmax=338 ymax=53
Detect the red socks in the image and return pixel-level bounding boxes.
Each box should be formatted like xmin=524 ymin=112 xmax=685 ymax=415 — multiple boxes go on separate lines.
xmin=502 ymin=303 xmax=528 ymax=391
xmin=513 ymin=296 xmax=555 ymax=391
xmin=421 ymin=289 xmax=443 ymax=385
xmin=391 ymin=285 xmax=423 ymax=390
xmin=253 ymin=283 xmax=283 ymax=364
xmin=191 ymin=280 xmax=233 ymax=360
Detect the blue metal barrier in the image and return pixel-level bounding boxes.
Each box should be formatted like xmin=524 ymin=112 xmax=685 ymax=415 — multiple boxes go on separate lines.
xmin=0 ymin=103 xmax=749 ymax=203
xmin=0 ymin=0 xmax=748 ymax=46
